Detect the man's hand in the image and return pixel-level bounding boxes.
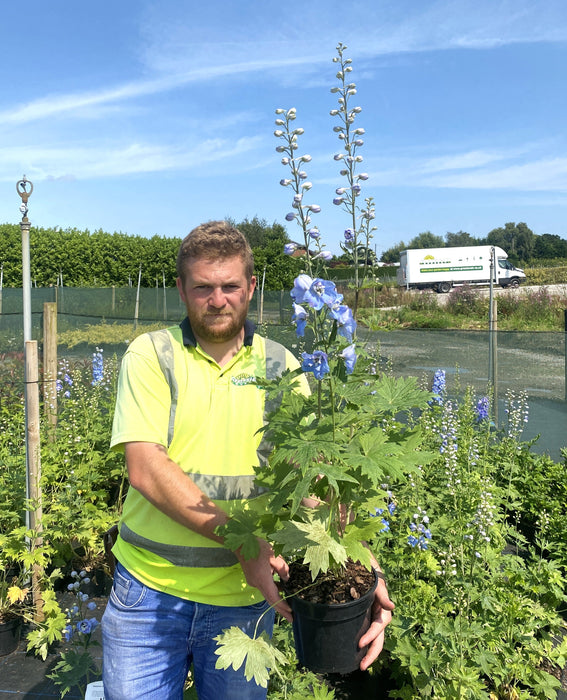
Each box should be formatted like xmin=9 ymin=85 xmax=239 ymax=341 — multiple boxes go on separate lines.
xmin=358 ymin=576 xmax=395 ymax=671
xmin=235 ymin=538 xmax=293 ymax=622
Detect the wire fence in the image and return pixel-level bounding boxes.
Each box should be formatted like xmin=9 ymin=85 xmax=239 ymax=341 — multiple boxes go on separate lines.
xmin=1 ymin=288 xmax=565 ymax=460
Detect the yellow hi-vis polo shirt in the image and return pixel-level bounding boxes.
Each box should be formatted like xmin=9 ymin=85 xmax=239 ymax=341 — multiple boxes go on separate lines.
xmin=111 ymin=318 xmax=306 ymax=607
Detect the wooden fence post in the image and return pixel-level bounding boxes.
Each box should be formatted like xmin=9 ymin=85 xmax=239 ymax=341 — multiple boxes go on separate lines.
xmin=25 ymin=340 xmax=44 ymax=621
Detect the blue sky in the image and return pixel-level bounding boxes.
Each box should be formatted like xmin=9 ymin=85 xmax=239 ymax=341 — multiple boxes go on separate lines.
xmin=1 ymin=0 xmax=566 ymax=257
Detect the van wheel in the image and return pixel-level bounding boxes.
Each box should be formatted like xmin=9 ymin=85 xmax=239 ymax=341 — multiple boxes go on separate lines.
xmin=508 ymin=278 xmax=520 ymax=288
xmin=437 ymin=282 xmax=452 ymax=293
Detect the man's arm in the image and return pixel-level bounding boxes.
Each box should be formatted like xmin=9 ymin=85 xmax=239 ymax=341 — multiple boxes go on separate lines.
xmin=124 ymin=441 xmax=292 ymax=621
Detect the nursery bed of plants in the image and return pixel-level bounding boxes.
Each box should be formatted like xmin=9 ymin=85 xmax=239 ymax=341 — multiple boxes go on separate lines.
xmin=1 ymin=325 xmax=567 ymax=698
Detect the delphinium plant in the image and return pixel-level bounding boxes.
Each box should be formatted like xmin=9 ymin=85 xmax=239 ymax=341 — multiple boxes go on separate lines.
xmin=368 ymin=372 xmax=567 ymax=699
xmin=214 ymin=43 xmax=433 ymax=688
xmin=47 ymin=569 xmax=101 ymax=697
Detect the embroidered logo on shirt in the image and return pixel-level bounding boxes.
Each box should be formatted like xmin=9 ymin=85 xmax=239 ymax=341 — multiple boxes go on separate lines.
xmin=231 ymin=373 xmax=257 ymax=386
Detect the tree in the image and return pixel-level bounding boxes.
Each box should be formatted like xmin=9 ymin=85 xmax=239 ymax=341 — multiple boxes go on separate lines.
xmin=445 ymin=231 xmax=479 ymax=247
xmin=533 ymin=233 xmax=567 ymax=259
xmin=486 ymin=222 xmax=535 ymax=262
xmin=407 ymin=232 xmax=445 ymax=249
xmin=380 ymin=241 xmax=406 ymax=264
xmin=228 ymin=216 xmax=289 ymax=249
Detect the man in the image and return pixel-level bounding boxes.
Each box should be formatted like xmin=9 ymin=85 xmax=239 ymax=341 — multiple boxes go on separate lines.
xmin=102 ymin=221 xmax=393 ymax=699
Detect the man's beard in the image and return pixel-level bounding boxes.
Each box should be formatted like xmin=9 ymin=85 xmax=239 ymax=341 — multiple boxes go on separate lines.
xmin=187 ymin=304 xmax=249 ymax=344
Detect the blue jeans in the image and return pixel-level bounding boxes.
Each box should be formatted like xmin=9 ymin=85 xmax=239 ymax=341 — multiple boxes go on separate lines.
xmin=102 ymin=562 xmax=274 ymax=700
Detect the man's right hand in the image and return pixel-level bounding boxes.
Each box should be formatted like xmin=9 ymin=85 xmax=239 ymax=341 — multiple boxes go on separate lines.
xmin=235 ymin=538 xmax=293 ymax=622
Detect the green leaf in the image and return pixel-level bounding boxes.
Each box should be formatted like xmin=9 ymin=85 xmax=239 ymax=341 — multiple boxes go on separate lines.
xmin=216 ymin=513 xmax=261 ymax=560
xmin=369 ymin=375 xmax=432 ymax=414
xmin=214 ymin=628 xmax=286 ymax=688
xmin=270 ymin=518 xmax=347 ymax=578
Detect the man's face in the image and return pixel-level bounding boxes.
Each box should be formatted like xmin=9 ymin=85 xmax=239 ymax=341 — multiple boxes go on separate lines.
xmin=176 ymin=256 xmax=256 ymax=345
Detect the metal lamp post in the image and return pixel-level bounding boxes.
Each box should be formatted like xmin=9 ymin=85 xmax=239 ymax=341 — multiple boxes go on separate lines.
xmin=16 ymin=177 xmax=44 ymax=620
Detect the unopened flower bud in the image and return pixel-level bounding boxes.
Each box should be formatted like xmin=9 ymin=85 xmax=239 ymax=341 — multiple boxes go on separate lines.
xmin=357 ymin=173 xmax=369 ymax=180
xmin=354 ymin=128 xmax=365 ymax=135
xmin=335 ymin=187 xmax=347 ymax=195
xmin=275 ymin=108 xmax=285 ymax=114
xmin=302 ymin=181 xmax=312 ymax=190
xmin=276 ymin=145 xmax=286 ymax=153
xmin=309 ymin=205 xmax=321 ymax=213
xmin=330 ymin=109 xmax=339 ymax=116
xmin=333 ymin=197 xmax=344 ymax=205
xmin=333 ymin=126 xmax=342 ymax=133
xmin=293 ymin=193 xmax=303 ymax=203
xmin=274 ymin=130 xmax=284 ymax=137
xmin=275 ymin=118 xmax=285 ymax=126
xmin=355 ymin=155 xmax=363 ymax=162
xmin=285 ymin=212 xmax=296 ymax=221
xmin=334 ymin=154 xmax=344 ymax=161
xmin=301 ymin=154 xmax=312 ymax=162
xmin=336 ymin=72 xmax=343 ymax=79
xmin=293 ymin=128 xmax=304 ymax=135
xmin=354 ymin=139 xmax=364 ymax=147
xmin=330 ymin=87 xmax=340 ymax=93
xmin=340 ymin=169 xmax=348 ymax=176
xmin=281 ymin=157 xmax=290 ymax=165
xmin=298 ymin=170 xmax=308 ymax=179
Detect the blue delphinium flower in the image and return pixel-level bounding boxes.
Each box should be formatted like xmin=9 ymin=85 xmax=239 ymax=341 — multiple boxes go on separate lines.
xmin=475 ymin=396 xmax=490 ymax=422
xmin=407 ymin=507 xmax=431 ymax=550
xmin=284 ymin=243 xmax=297 ymax=255
xmin=430 ymin=369 xmax=446 ymax=406
xmin=92 ymin=347 xmax=104 ymax=385
xmin=370 ymin=508 xmax=390 ymax=533
xmin=290 ymin=274 xmax=313 ymax=305
xmin=330 ymin=303 xmax=356 ymax=342
xmin=301 ymin=351 xmax=330 ymax=380
xmin=303 ymin=278 xmax=341 ymax=311
xmin=340 ymin=344 xmax=357 ymax=374
xmin=292 ymin=303 xmax=308 ymax=337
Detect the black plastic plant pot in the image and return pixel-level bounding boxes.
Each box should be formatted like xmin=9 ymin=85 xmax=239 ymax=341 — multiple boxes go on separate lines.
xmin=0 ymin=617 xmax=21 ymax=657
xmin=290 ymin=570 xmax=378 ymax=674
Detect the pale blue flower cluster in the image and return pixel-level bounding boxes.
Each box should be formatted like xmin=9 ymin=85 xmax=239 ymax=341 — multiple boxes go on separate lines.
xmin=91 ymin=347 xmax=104 ymax=385
xmin=408 ymin=507 xmax=432 ymax=550
xmin=63 ymin=570 xmax=100 ymax=642
xmin=290 ymin=274 xmax=357 ymax=379
xmin=430 ymin=369 xmax=446 ymax=406
xmin=56 ymin=360 xmax=73 ymax=399
xmin=475 ymin=396 xmax=490 ymax=422
xmin=371 ymin=491 xmax=396 ymax=533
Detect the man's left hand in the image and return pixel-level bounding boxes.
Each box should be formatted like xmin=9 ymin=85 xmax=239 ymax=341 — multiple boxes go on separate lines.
xmin=358 ymin=576 xmax=395 ymax=671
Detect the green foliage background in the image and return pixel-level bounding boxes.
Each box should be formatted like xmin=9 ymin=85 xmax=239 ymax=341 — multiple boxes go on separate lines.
xmin=0 ymin=217 xmax=301 ymax=291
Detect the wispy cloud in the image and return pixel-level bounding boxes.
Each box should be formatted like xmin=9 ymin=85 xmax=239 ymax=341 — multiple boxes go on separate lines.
xmin=424 ymin=157 xmax=567 ymax=191
xmin=0 ymin=136 xmax=262 ymax=181
xmin=3 ymin=0 xmax=565 ymax=127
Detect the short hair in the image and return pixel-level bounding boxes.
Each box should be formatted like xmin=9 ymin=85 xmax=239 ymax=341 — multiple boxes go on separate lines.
xmin=176 ymin=220 xmax=254 ymax=282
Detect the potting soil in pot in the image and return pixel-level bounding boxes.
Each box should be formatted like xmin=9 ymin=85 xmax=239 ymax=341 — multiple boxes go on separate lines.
xmin=284 ymin=560 xmax=378 ymax=674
